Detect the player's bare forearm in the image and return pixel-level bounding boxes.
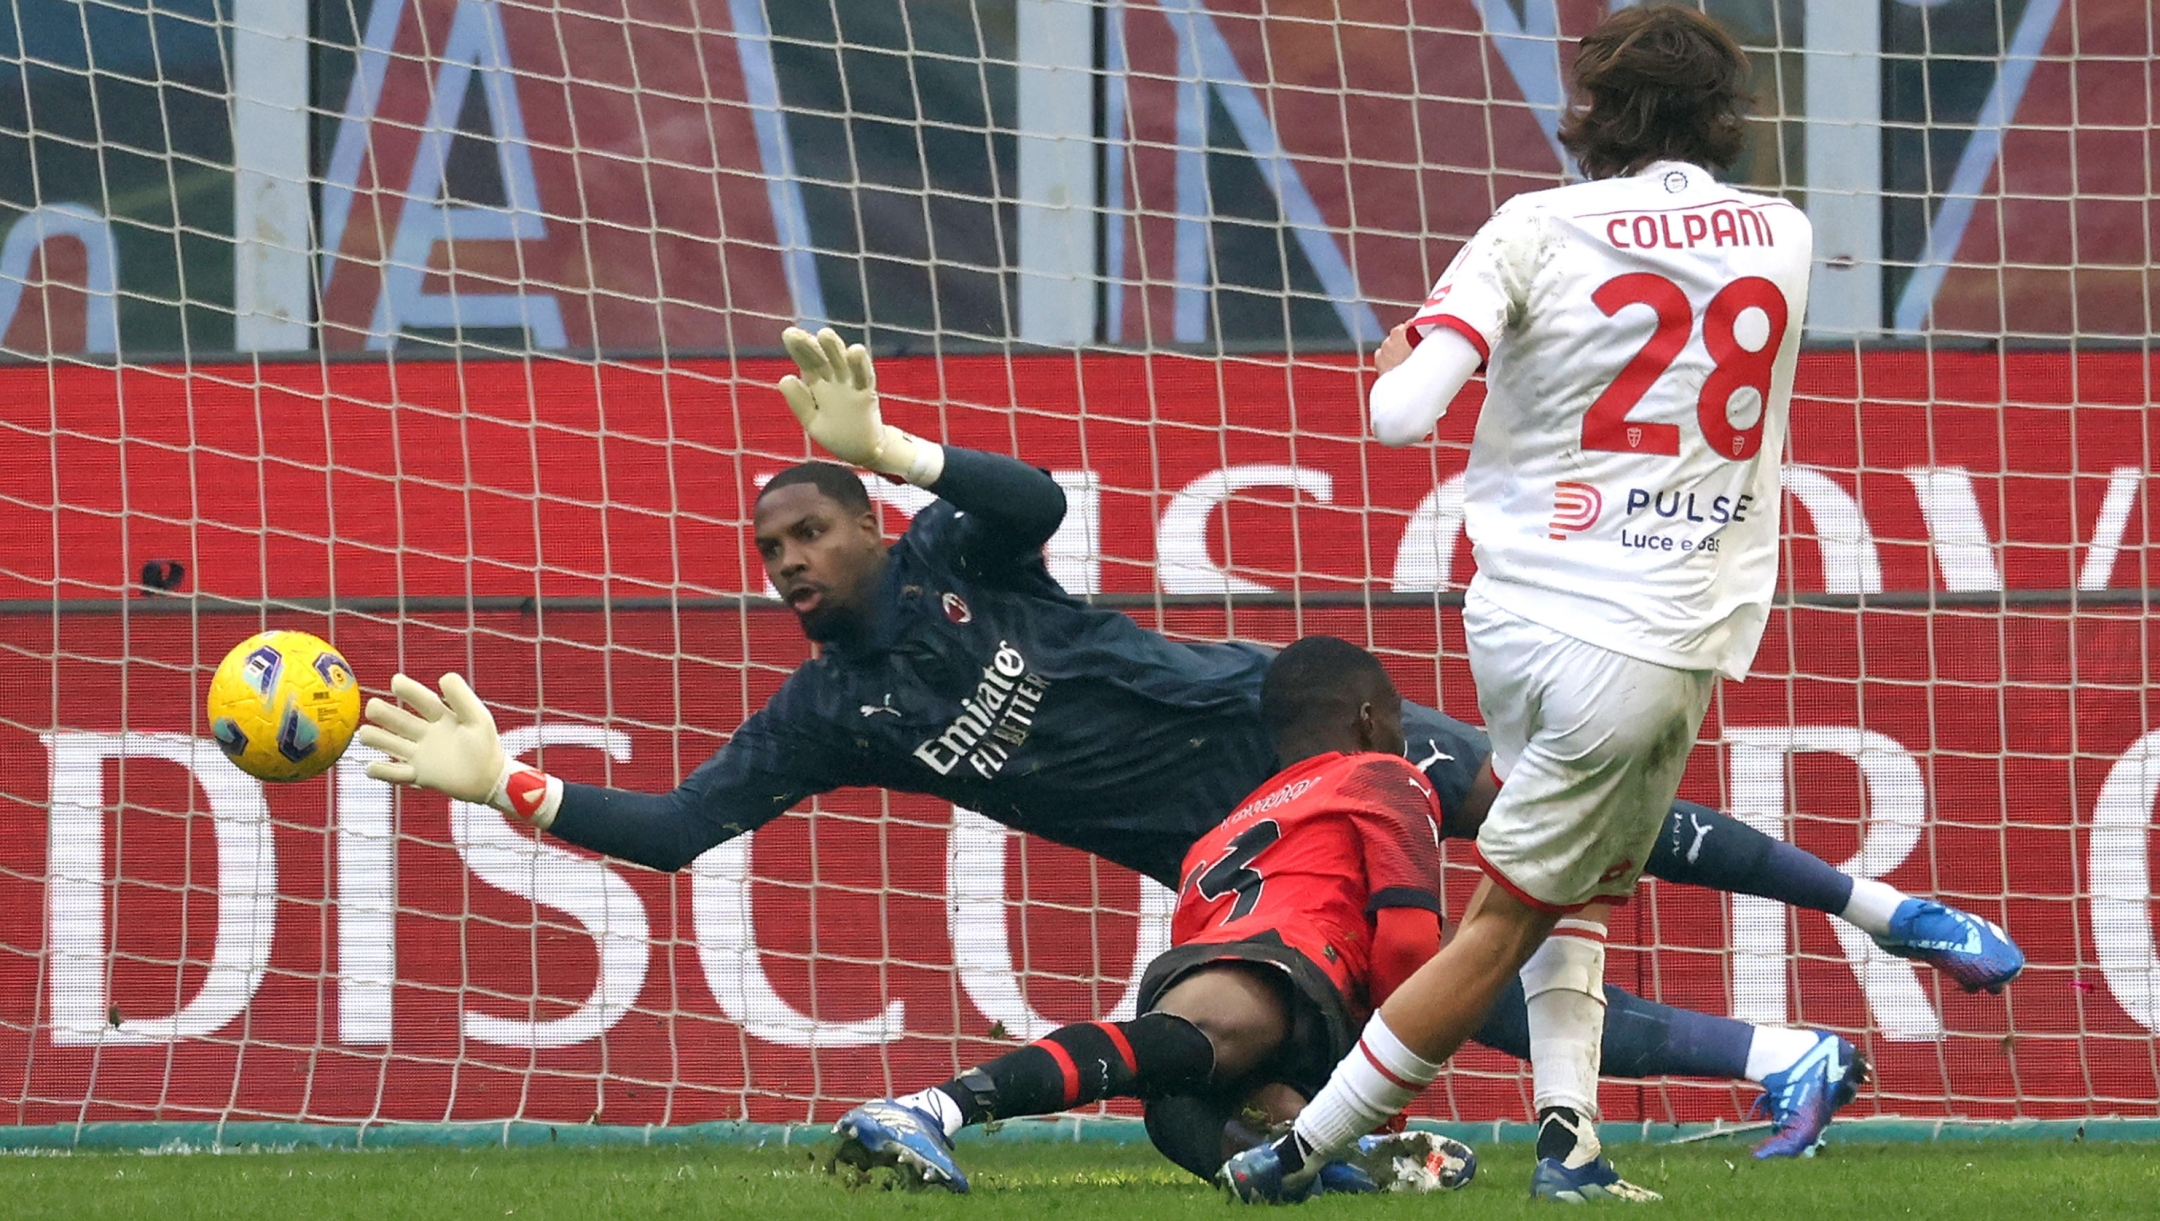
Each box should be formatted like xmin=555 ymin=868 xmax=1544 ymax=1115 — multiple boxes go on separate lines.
xmin=1376 ymin=878 xmax=1557 ymax=1060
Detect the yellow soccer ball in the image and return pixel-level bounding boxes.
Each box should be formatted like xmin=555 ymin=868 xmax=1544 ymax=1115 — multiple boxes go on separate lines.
xmin=206 ymin=630 xmax=362 ymax=782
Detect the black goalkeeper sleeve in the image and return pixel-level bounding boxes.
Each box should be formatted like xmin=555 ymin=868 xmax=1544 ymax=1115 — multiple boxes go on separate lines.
xmin=926 ymin=445 xmax=1067 ymax=568
xmin=545 ymin=695 xmax=844 ymax=872
xmin=548 ymin=784 xmax=745 ymax=872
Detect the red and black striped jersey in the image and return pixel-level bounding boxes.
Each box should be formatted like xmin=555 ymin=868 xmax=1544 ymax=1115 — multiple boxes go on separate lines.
xmin=1172 ymin=751 xmax=1446 ymax=999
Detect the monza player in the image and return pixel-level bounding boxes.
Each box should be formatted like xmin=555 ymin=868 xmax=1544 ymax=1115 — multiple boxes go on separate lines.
xmin=358 ymin=327 xmax=2020 ymax=1157
xmin=830 ymin=636 xmax=1478 ymax=1193
xmin=1219 ymin=5 xmax=1912 ymax=1203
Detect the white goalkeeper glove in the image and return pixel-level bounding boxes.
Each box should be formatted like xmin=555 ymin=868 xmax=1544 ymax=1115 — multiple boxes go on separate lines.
xmin=776 ymin=325 xmax=945 ymax=486
xmin=357 ymin=673 xmax=563 ymax=831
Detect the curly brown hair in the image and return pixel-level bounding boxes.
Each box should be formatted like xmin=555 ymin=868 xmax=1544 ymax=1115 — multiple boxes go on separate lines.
xmin=1557 ymin=4 xmax=1752 ymax=181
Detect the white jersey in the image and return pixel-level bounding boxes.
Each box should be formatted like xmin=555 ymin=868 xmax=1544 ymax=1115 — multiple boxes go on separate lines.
xmin=1408 ymin=160 xmax=1812 ymax=680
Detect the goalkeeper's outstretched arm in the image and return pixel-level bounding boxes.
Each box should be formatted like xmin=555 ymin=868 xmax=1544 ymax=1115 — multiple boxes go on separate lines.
xmin=360 ymin=675 xmax=845 ymax=872
xmin=546 ymin=707 xmax=845 ymax=870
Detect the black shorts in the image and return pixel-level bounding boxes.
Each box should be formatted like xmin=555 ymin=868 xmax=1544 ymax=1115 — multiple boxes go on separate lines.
xmin=1400 ymin=701 xmax=1492 ymax=838
xmin=1134 ymin=931 xmax=1360 ymax=1180
xmin=1134 ymin=929 xmax=1357 ymax=1103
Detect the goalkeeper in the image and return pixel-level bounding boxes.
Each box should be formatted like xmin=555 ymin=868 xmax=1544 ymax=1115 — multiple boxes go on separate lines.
xmin=361 ymin=326 xmax=2022 ymax=1157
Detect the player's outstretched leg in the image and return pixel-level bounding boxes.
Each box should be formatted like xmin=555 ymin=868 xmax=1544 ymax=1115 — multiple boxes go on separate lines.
xmin=1474 ymin=976 xmax=1870 ymax=1157
xmin=1748 ymin=1030 xmax=1872 ymax=1159
xmin=1645 ymin=800 xmax=2026 ymax=993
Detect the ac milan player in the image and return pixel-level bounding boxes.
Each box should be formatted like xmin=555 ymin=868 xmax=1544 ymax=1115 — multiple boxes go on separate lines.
xmin=1219 ymin=5 xmax=1987 ymax=1204
xmin=830 ymin=636 xmax=1476 ymax=1192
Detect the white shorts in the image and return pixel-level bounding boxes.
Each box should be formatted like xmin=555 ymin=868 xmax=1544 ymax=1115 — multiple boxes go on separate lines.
xmin=1463 ymin=586 xmax=1716 ymax=911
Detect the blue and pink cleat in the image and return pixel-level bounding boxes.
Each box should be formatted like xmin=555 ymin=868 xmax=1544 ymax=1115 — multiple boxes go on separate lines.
xmin=1750 ymin=1031 xmax=1871 ymax=1159
xmin=1874 ymin=900 xmax=2025 ymax=994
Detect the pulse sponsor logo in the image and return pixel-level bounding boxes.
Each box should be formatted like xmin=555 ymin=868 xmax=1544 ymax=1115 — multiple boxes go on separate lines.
xmin=1624 ymin=487 xmax=1756 ymax=524
xmin=1548 ymin=481 xmax=1603 ymax=540
xmin=912 ymin=641 xmax=1050 ymax=779
xmin=1618 ymin=486 xmax=1756 ymax=554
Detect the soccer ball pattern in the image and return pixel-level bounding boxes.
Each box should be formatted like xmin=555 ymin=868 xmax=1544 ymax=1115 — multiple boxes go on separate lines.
xmin=206 ymin=631 xmax=362 ymax=782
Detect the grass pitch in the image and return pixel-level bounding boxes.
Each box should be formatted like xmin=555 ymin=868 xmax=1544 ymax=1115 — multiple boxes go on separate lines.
xmin=2 ymin=1138 xmax=2155 ymax=1220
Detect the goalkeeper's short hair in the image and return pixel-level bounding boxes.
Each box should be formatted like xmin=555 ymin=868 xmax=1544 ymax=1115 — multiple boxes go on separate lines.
xmin=1260 ymin=636 xmax=1398 ymax=739
xmin=759 ymin=460 xmax=872 ymax=512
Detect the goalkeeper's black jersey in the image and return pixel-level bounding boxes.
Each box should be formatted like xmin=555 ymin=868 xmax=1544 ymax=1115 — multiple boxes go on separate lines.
xmin=549 ymin=450 xmax=1490 ymax=887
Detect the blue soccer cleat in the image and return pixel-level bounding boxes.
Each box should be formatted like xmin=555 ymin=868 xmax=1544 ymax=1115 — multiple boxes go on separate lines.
xmin=1217 ymin=1138 xmax=1319 ymax=1205
xmin=1873 ymin=900 xmax=2025 ymax=994
xmin=1529 ymin=1155 xmax=1664 ymax=1203
xmin=831 ymin=1100 xmax=969 ymax=1193
xmin=1750 ymin=1032 xmax=1871 ymax=1159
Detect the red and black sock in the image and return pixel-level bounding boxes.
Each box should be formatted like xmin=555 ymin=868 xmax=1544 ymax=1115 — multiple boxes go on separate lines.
xmin=936 ymin=1012 xmax=1214 ymax=1127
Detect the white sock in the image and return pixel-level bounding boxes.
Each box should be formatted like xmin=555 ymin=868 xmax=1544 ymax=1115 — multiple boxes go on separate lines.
xmin=1522 ymin=924 xmax=1608 ymax=1126
xmin=1841 ymin=878 xmax=1908 ymax=936
xmin=1290 ymin=1012 xmax=1443 ymax=1162
xmin=1742 ymin=1027 xmax=1825 ymax=1083
xmin=894 ymin=1086 xmax=965 ymax=1137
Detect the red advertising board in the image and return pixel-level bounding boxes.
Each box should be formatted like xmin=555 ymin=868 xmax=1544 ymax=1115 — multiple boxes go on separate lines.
xmin=1 ymin=350 xmax=2157 ymax=1126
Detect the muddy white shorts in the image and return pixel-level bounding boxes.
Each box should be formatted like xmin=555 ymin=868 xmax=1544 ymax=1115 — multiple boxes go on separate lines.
xmin=1463 ymin=585 xmax=1716 ymax=911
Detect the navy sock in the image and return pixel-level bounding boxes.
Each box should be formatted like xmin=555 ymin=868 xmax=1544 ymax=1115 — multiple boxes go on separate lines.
xmin=1599 ymin=984 xmax=1753 ymax=1080
xmin=1643 ymin=800 xmax=1855 ymax=915
xmin=1469 ymin=976 xmax=1752 ymax=1082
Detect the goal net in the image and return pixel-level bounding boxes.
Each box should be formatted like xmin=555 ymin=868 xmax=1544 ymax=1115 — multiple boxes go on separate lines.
xmin=1 ymin=0 xmax=2155 ymax=1134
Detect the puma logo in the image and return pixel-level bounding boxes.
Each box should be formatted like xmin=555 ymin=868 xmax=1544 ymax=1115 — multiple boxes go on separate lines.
xmin=1413 ymin=741 xmax=1454 ymax=770
xmin=1685 ymin=812 xmax=1712 ymax=864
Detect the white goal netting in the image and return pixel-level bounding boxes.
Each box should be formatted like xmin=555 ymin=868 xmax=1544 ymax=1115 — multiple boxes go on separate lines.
xmin=1 ymin=0 xmax=2156 ymax=1132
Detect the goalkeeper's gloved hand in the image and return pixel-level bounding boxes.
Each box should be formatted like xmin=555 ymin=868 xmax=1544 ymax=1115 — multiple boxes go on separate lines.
xmin=356 ymin=673 xmax=563 ymax=831
xmin=776 ymin=325 xmax=945 ymax=486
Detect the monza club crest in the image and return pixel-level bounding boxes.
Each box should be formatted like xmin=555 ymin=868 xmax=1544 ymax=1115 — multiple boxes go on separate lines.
xmin=942 ymin=591 xmax=972 ymax=623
